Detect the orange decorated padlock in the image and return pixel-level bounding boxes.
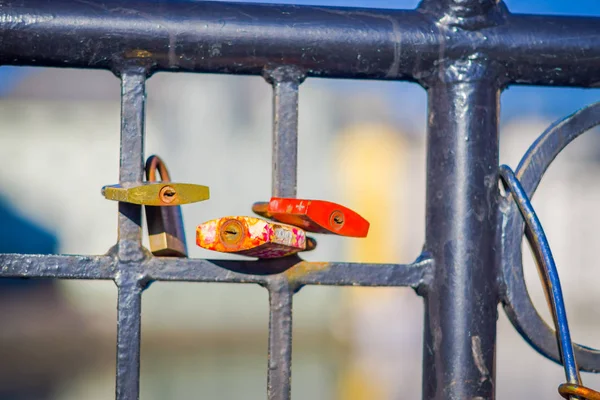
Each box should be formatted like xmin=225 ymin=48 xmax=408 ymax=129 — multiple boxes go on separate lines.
xmin=252 ymin=198 xmax=369 ymax=237
xmin=196 ymin=216 xmax=316 ymax=259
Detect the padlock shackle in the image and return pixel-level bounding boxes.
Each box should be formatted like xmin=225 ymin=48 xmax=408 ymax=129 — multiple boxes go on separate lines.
xmin=145 ymin=155 xmax=171 ymax=182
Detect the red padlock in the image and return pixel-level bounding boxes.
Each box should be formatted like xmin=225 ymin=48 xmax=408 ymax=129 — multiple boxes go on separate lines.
xmin=252 ymin=198 xmax=369 ymax=237
xmin=196 ymin=216 xmax=316 ymax=259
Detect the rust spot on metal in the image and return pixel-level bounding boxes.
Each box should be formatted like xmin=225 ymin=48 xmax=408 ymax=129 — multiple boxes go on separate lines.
xmin=284 ymin=261 xmax=331 ymax=282
xmin=125 ymin=49 xmax=153 ymax=59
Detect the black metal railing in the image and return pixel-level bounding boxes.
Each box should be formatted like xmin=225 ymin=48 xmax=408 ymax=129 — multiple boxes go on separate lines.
xmin=0 ymin=0 xmax=599 ymax=399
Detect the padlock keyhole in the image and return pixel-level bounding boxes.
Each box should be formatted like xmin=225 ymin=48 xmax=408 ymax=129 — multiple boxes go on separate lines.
xmin=329 ymin=210 xmax=345 ymax=230
xmin=159 ymin=185 xmax=178 ymax=204
xmin=220 ymin=220 xmax=244 ymax=245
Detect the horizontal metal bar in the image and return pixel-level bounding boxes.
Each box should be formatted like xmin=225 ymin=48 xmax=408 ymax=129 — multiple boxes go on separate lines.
xmin=1 ymin=0 xmax=598 ymax=86
xmin=0 ymin=254 xmax=116 ymax=279
xmin=0 ymin=0 xmax=428 ymax=80
xmin=0 ymin=253 xmax=432 ymax=288
xmin=283 ymin=259 xmax=432 ymax=287
xmin=145 ymin=257 xmax=433 ymax=288
xmin=492 ymin=14 xmax=600 ymax=87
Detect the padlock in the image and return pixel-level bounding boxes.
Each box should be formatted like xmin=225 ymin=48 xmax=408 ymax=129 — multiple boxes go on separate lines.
xmin=252 ymin=197 xmax=369 ymax=237
xmin=101 ymin=156 xmax=210 ymax=256
xmin=196 ymin=216 xmax=316 ymax=259
xmin=102 ymin=182 xmax=209 ymax=206
xmin=144 ymin=155 xmax=189 ymax=257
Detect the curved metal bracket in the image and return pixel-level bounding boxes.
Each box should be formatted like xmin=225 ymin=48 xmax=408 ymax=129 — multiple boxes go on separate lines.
xmin=501 ymin=101 xmax=600 ymax=371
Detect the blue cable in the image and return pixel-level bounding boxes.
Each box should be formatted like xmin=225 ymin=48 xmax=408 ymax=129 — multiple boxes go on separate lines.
xmin=499 ymin=164 xmax=581 ymax=386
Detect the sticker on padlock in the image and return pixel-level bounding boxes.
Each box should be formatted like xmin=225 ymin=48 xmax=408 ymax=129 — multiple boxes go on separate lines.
xmin=196 ymin=216 xmax=316 ymax=259
xmin=252 ymin=198 xmax=369 ymax=237
xmin=144 ymin=155 xmax=191 ymax=257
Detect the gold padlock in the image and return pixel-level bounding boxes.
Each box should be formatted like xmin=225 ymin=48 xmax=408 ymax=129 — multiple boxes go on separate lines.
xmin=145 ymin=155 xmax=188 ymax=257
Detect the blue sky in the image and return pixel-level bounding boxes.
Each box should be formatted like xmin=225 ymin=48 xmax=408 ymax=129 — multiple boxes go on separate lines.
xmin=221 ymin=0 xmax=600 ymax=15
xmin=0 ymin=0 xmax=598 ymax=123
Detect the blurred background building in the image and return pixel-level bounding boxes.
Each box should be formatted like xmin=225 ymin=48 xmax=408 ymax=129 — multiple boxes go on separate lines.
xmin=0 ymin=0 xmax=599 ymax=399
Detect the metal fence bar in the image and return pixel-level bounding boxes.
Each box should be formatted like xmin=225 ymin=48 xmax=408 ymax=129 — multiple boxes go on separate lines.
xmin=115 ymin=68 xmax=147 ymax=400
xmin=0 ymin=254 xmax=432 ymax=287
xmin=1 ymin=1 xmax=599 ymax=87
xmin=422 ymin=60 xmax=500 ymax=399
xmin=0 ymin=1 xmax=598 ymax=399
xmin=262 ymin=66 xmax=303 ymax=400
xmin=265 ymin=66 xmax=304 ymax=199
xmin=117 ymin=68 xmax=146 ymax=256
xmin=0 ymin=254 xmax=116 ymax=279
xmin=116 ymin=280 xmax=143 ymax=400
xmin=267 ymin=278 xmax=294 ymax=400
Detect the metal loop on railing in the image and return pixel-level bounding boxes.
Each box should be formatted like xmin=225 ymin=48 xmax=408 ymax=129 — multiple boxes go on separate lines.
xmin=500 ymin=101 xmax=600 ymax=372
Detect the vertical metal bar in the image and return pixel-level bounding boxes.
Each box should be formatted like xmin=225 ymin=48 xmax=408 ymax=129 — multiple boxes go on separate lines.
xmin=267 ymin=278 xmax=294 ymax=400
xmin=265 ymin=66 xmax=304 ymax=198
xmin=263 ymin=66 xmax=304 ymax=400
xmin=115 ymin=67 xmax=147 ymax=400
xmin=116 ymin=281 xmax=143 ymax=400
xmin=422 ymin=61 xmax=499 ymax=400
xmin=117 ymin=68 xmax=146 ymax=255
